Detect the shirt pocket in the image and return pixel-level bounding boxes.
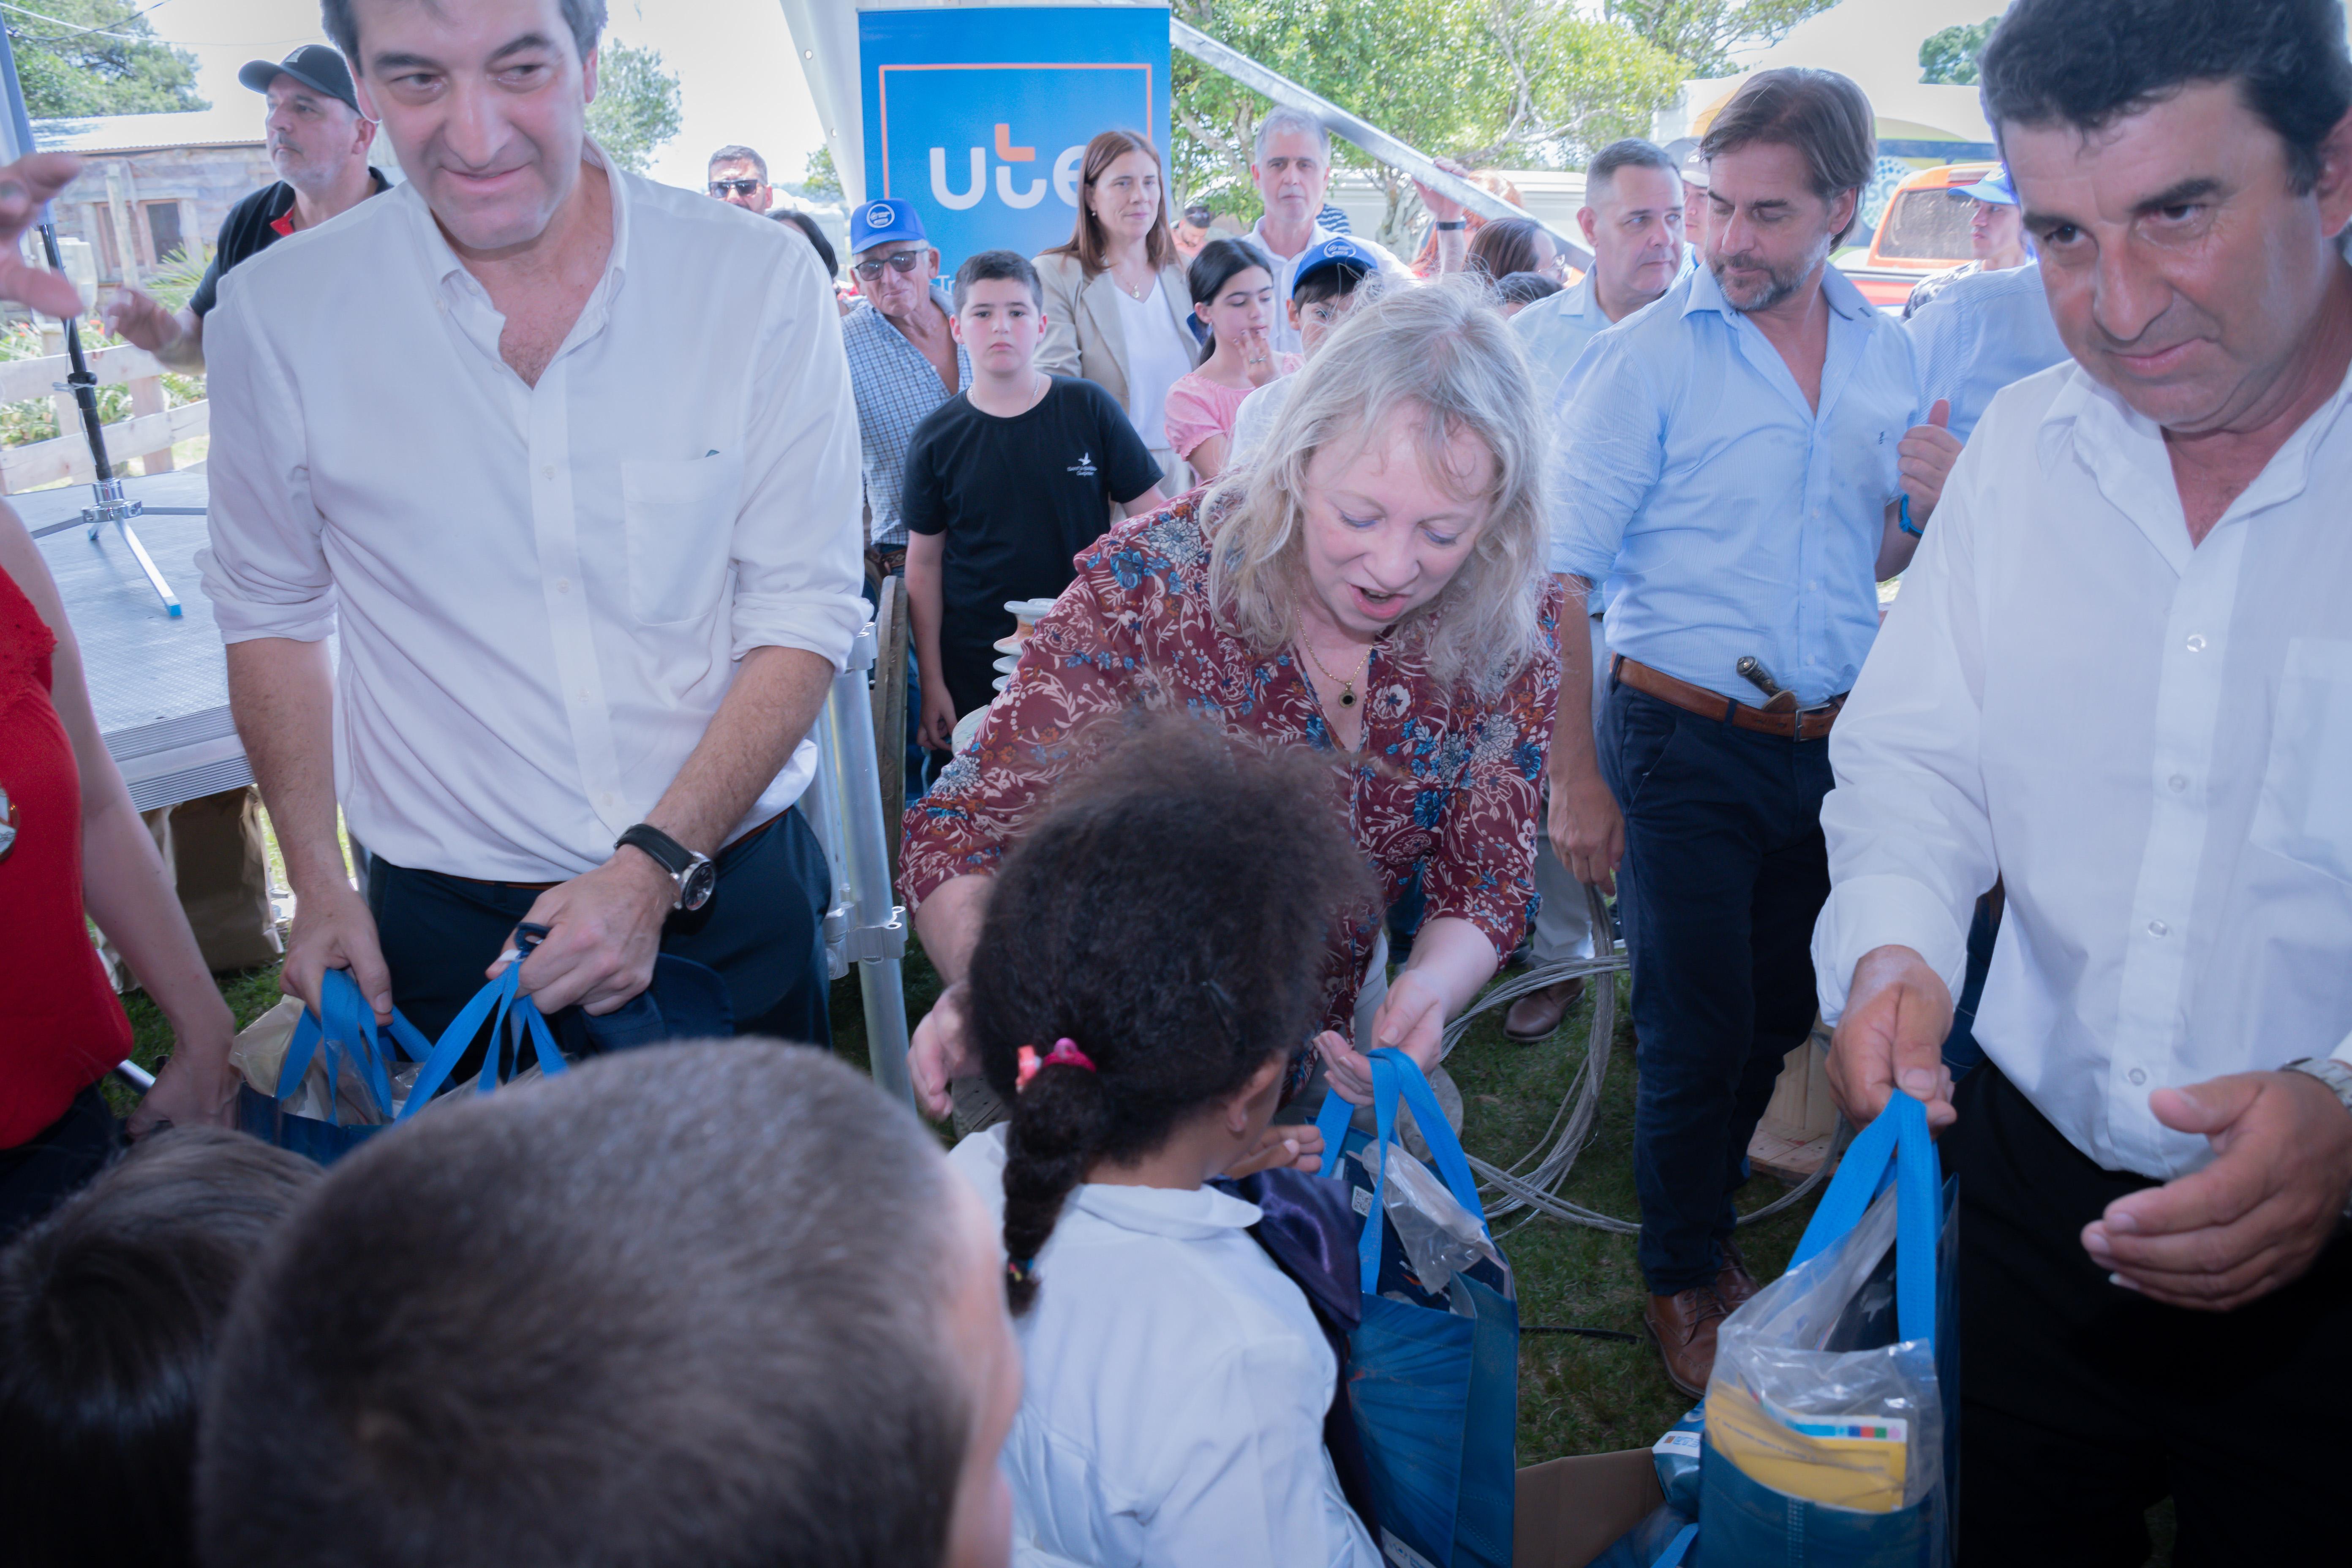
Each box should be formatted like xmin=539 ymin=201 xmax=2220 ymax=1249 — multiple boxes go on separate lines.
xmin=620 ymin=452 xmax=743 ymax=626
xmin=2250 ymin=638 xmax=2352 ymax=884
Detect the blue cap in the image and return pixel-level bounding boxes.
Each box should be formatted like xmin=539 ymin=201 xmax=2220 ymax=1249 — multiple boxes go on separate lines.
xmin=1950 ymin=166 xmax=2017 ymax=206
xmin=1292 ymin=235 xmax=1375 ymax=294
xmin=850 ymin=198 xmax=926 ymax=252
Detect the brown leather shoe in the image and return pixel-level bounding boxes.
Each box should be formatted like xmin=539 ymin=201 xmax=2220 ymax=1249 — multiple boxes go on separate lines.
xmin=1502 ymin=977 xmax=1586 ymax=1042
xmin=1645 ymin=1287 xmax=1729 ymax=1399
xmin=1716 ymin=1240 xmax=1762 ymax=1311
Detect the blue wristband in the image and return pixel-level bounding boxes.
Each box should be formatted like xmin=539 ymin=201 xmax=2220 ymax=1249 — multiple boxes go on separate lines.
xmin=1897 ymin=494 xmax=1924 ymax=539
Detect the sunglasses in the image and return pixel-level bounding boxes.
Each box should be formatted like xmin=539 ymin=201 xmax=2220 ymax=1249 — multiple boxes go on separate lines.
xmin=709 ymin=179 xmax=762 ymax=196
xmin=853 ymin=250 xmax=926 ymax=279
xmin=1184 ymin=204 xmax=1214 ymax=227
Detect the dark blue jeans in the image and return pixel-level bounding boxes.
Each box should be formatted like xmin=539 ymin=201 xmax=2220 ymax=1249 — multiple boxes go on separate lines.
xmin=366 ymin=807 xmax=833 ymax=1056
xmin=1601 ymin=681 xmax=1832 ymax=1296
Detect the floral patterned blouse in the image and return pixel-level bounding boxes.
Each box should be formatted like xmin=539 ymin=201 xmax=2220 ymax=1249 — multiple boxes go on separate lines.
xmin=901 ymin=492 xmax=1564 ymax=1037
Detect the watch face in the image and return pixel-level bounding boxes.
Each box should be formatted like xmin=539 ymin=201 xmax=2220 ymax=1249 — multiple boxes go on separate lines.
xmin=680 ymin=859 xmax=718 ymax=912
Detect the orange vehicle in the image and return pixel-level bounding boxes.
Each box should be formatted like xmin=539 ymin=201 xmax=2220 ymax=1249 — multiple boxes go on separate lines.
xmin=1839 ymin=161 xmax=1999 ymax=312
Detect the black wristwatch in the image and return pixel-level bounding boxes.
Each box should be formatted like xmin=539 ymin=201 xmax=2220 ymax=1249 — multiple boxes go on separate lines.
xmin=1434 ymin=219 xmax=1467 ymax=231
xmin=616 ymin=823 xmax=716 ymax=912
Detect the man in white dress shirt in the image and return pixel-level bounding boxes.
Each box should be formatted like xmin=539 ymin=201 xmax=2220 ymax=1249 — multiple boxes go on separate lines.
xmin=1244 ymin=109 xmax=1408 ymax=356
xmin=1816 ymin=0 xmax=2352 ymax=1557
xmin=201 ymin=0 xmax=864 ymax=1047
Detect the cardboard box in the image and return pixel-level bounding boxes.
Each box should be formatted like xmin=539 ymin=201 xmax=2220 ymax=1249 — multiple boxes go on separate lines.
xmin=1514 ymin=1447 xmax=1664 ymax=1568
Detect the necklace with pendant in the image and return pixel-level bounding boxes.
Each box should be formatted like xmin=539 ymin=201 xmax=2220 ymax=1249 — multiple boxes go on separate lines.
xmin=1301 ymin=635 xmax=1373 ymax=710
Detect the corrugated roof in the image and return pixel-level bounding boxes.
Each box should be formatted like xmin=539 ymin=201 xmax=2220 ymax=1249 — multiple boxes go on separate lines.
xmin=32 ymin=107 xmax=264 ymax=155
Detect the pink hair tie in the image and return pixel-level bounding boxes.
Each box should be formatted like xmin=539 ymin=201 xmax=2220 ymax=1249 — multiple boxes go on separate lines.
xmin=1015 ymin=1037 xmax=1096 ymax=1092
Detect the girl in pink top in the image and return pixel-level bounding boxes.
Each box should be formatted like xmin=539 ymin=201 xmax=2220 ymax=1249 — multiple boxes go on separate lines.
xmin=1163 ymin=237 xmax=1299 ymax=482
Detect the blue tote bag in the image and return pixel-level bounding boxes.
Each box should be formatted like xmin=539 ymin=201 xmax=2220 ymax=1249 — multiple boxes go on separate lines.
xmin=1696 ymin=1090 xmax=1959 ymax=1568
xmin=1315 ymin=1048 xmax=1518 ymax=1568
xmin=236 ymin=967 xmax=433 ymax=1164
xmin=238 ymin=961 xmax=568 ymax=1165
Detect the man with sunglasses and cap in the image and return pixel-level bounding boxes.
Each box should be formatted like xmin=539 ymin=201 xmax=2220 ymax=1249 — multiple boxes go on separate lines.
xmin=1902 ymin=164 xmax=2031 ymax=319
xmin=841 ymin=197 xmax=966 ymax=583
xmin=103 ymin=44 xmax=387 ymax=372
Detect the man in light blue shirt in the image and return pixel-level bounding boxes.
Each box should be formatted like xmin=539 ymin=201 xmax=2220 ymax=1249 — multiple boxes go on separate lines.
xmin=1501 ymin=137 xmax=1691 ymax=1044
xmin=1512 ymin=138 xmax=1692 ymax=405
xmin=1906 ymin=257 xmax=2071 ymax=443
xmin=1544 ymin=68 xmax=1963 ymax=1398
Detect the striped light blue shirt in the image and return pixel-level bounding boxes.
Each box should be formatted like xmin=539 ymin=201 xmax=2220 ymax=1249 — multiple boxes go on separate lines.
xmin=1510 ymin=244 xmax=1698 ymax=406
xmin=1903 ymin=260 xmax=2071 ymax=444
xmin=1551 ymin=262 xmax=1923 ymax=707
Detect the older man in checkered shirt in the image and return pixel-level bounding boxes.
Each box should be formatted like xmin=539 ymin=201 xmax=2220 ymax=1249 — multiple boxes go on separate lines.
xmin=841 ymin=198 xmax=969 ymax=580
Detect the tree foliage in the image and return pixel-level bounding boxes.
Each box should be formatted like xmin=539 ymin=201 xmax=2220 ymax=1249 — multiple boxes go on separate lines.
xmin=1172 ymin=0 xmax=1684 ymax=241
xmin=585 ymin=37 xmax=682 ymax=175
xmin=8 ymin=0 xmax=207 ymax=119
xmin=1604 ymin=0 xmax=1845 ymax=79
xmin=1918 ymin=15 xmax=1999 ymax=86
xmin=800 ymin=145 xmax=842 ymax=201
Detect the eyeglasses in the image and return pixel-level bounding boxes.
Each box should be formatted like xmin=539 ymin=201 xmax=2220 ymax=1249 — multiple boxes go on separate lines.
xmin=853 ymin=250 xmax=925 ymax=279
xmin=1184 ymin=204 xmax=1214 ymax=227
xmin=709 ymin=179 xmax=762 ymax=196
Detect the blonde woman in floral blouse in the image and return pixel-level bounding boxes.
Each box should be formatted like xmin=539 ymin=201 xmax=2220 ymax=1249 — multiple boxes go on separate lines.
xmin=901 ymin=280 xmax=1562 ymax=1154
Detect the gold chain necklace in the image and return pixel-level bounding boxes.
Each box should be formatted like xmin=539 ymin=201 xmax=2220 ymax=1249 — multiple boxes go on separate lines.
xmin=1300 ymin=634 xmax=1373 ymax=710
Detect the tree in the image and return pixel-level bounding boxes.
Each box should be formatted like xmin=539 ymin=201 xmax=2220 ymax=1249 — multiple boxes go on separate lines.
xmin=8 ymin=0 xmax=207 ymax=119
xmin=800 ymin=146 xmax=842 ymax=202
xmin=585 ymin=37 xmax=682 ymax=175
xmin=1918 ymin=16 xmax=2000 ymax=86
xmin=1605 ymin=0 xmax=1844 ymax=78
xmin=1172 ymin=0 xmax=1684 ymax=245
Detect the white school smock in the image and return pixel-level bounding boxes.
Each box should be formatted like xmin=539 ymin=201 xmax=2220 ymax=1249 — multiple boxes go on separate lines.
xmin=948 ymin=1126 xmax=1380 ymax=1568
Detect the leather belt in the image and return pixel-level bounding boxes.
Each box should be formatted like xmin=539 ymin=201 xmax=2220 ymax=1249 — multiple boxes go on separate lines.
xmin=1613 ymin=656 xmax=1845 ymax=741
xmin=440 ymin=811 xmax=784 ymax=893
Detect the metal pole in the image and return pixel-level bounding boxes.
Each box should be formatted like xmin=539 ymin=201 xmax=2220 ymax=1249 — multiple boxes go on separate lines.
xmin=0 ymin=21 xmax=182 ymax=613
xmin=818 ymin=622 xmax=913 ymax=1105
xmin=1170 ymin=19 xmax=1595 ymax=270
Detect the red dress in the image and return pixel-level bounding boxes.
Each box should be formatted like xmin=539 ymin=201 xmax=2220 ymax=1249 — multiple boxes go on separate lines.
xmin=902 ymin=492 xmax=1563 ymax=1037
xmin=0 ymin=561 xmax=131 ymax=1146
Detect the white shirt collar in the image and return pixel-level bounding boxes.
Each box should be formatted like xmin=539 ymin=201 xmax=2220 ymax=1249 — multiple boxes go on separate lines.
xmin=2035 ymin=354 xmax=2352 ymax=569
xmin=412 ymin=137 xmax=631 ymax=320
xmin=1071 ymin=1180 xmax=1263 ymax=1239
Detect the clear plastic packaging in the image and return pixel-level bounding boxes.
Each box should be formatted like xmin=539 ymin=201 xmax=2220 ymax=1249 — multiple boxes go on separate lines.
xmin=1707 ymin=1182 xmax=1944 ymax=1513
xmin=1354 ymin=1143 xmax=1511 ymax=1308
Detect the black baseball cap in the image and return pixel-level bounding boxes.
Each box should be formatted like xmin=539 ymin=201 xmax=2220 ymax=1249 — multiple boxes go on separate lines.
xmin=238 ymin=44 xmax=361 ymax=114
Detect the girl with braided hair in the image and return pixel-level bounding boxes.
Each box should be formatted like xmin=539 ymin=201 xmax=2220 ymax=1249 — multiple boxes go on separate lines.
xmin=944 ymin=719 xmax=1380 ymax=1568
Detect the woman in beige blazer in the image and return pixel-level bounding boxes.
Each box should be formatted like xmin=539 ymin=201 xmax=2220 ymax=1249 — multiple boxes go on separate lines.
xmin=1035 ymin=130 xmax=1200 ymax=493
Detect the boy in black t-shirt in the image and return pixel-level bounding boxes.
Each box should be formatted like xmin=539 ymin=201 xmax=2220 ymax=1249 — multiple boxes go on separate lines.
xmin=903 ymin=251 xmax=1165 ymax=749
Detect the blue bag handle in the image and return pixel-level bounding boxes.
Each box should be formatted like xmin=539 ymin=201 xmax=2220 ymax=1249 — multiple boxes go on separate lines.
xmin=1315 ymin=1048 xmax=1494 ymax=1296
xmin=1652 ymin=1523 xmax=1698 ymax=1568
xmin=1787 ymin=1091 xmax=1940 ymax=1346
xmin=394 ymin=931 xmax=569 ymax=1122
xmin=278 ymin=969 xmax=429 ymax=1126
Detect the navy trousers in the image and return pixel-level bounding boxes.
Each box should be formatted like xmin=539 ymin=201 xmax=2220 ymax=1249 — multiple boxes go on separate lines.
xmin=1601 ymin=679 xmax=1832 ymax=1296
xmin=1950 ymin=1063 xmax=2352 ymax=1565
xmin=366 ymin=807 xmax=833 ymax=1056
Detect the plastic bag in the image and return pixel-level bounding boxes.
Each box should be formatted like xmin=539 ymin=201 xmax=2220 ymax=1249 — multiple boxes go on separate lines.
xmin=1709 ymin=1184 xmax=1943 ymax=1513
xmin=1352 ymin=1141 xmax=1510 ymax=1309
xmin=1697 ymin=1091 xmax=1957 ymax=1568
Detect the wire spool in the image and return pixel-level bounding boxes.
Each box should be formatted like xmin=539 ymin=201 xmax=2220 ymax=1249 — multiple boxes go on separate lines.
xmin=1448 ymin=884 xmax=1846 ymax=1236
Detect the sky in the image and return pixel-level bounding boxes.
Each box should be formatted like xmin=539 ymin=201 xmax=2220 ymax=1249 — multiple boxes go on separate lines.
xmin=126 ymin=0 xmax=826 ymax=194
xmin=131 ymin=0 xmax=1995 ymax=197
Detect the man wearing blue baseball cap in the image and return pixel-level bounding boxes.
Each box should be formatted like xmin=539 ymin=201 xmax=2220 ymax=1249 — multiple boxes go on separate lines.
xmin=104 ymin=44 xmax=387 ymax=372
xmin=1902 ymin=163 xmax=2031 ymax=318
xmin=842 ymin=197 xmax=966 ymax=583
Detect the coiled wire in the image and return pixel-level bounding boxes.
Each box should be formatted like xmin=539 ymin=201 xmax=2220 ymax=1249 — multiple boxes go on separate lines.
xmin=1446 ymin=885 xmax=1846 ymax=1237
